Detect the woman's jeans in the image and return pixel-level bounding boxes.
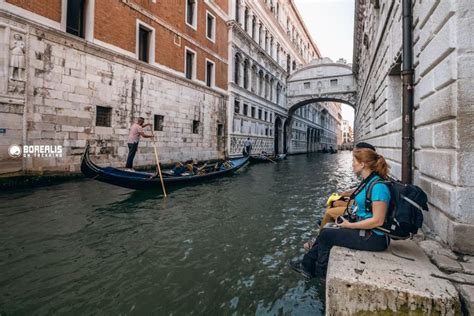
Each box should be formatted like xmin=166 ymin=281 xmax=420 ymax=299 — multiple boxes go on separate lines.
xmin=126 ymin=142 xmax=139 ymax=168
xmin=302 ymin=227 xmax=389 ymax=277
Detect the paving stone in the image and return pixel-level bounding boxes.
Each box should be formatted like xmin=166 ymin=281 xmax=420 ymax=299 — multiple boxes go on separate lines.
xmin=449 ymin=273 xmax=474 ymax=285
xmin=458 ymin=285 xmax=474 ymax=316
xmin=460 ymin=261 xmax=474 ymax=275
xmin=326 ymin=240 xmax=461 ymax=315
xmin=419 ymin=239 xmax=458 ymax=260
xmin=431 ymin=254 xmax=463 ymax=273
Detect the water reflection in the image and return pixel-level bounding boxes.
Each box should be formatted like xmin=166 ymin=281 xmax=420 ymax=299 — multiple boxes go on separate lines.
xmin=0 ymin=152 xmax=356 ymax=315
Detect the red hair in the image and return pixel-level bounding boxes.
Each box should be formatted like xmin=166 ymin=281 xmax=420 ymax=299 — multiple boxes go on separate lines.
xmin=353 ymin=148 xmax=390 ymax=179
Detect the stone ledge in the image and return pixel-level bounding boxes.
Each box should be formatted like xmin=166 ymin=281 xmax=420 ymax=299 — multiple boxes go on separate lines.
xmin=326 ymin=240 xmax=461 ymax=315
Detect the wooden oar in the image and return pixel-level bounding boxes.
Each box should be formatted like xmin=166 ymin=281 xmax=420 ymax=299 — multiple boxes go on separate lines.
xmin=261 ymin=153 xmax=277 ymax=164
xmin=150 ymin=129 xmax=167 ymax=197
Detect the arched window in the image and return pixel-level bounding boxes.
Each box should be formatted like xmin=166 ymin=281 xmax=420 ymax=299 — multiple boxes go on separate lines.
xmin=243 ymin=59 xmax=249 ymax=89
xmin=259 ymin=70 xmax=264 ymax=96
xmin=276 ymin=83 xmax=281 ymax=104
xmin=270 ymin=36 xmax=274 ymax=57
xmin=264 ymin=74 xmax=270 ymax=99
xmin=234 ymin=54 xmax=241 ymax=84
xmin=286 ymin=55 xmax=291 ymax=73
xmin=252 ymin=16 xmax=256 ymax=39
xmin=269 ymin=78 xmax=274 ymax=101
xmin=251 ymin=65 xmax=258 ymax=92
xmin=292 ymin=60 xmax=296 ymax=70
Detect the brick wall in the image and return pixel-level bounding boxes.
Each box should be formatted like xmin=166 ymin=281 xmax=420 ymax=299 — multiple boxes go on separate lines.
xmin=94 ymin=0 xmax=228 ymax=90
xmin=6 ymin=0 xmax=61 ymax=22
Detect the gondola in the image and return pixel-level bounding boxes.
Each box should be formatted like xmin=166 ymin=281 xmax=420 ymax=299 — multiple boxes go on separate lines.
xmin=248 ymin=153 xmax=287 ymax=164
xmin=81 ymin=144 xmax=249 ymax=190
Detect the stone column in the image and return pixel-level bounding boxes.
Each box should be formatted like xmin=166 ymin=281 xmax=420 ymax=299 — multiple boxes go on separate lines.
xmin=238 ymin=2 xmax=245 ymax=27
xmin=255 ymin=23 xmax=260 ymax=44
xmin=246 ymin=13 xmax=252 ymax=36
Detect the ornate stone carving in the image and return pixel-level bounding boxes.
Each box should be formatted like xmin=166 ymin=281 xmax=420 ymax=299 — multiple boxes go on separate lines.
xmin=8 ymin=32 xmax=26 ymax=95
xmin=10 ymin=33 xmax=25 ymax=81
xmin=230 ymin=135 xmax=274 ymax=155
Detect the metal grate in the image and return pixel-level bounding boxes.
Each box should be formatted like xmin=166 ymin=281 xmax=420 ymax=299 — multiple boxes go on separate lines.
xmin=154 ymin=115 xmax=164 ymax=131
xmin=96 ymin=106 xmax=111 ymax=127
xmin=192 ymin=120 xmax=200 ymax=134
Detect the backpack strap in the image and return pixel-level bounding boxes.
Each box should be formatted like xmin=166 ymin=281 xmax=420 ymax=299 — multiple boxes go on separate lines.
xmin=365 ymin=179 xmax=382 ymax=213
xmin=342 ymin=172 xmax=378 ymax=217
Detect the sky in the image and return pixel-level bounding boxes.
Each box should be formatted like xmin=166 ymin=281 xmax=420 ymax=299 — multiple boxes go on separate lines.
xmin=293 ymin=0 xmax=355 ymax=126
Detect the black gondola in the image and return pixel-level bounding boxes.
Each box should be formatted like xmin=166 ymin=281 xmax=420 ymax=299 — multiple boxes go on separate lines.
xmin=248 ymin=153 xmax=286 ymax=163
xmin=81 ymin=144 xmax=249 ymax=190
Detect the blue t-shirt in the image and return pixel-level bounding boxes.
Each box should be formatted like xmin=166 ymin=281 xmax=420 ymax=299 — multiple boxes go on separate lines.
xmin=351 ymin=175 xmax=391 ymax=235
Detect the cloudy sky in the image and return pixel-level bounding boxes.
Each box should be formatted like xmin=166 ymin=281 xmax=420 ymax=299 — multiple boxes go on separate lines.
xmin=293 ymin=0 xmax=355 ymax=62
xmin=293 ymin=0 xmax=355 ymax=124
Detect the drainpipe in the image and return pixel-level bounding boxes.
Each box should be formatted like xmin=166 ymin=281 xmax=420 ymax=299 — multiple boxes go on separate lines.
xmin=402 ymin=0 xmax=414 ymax=184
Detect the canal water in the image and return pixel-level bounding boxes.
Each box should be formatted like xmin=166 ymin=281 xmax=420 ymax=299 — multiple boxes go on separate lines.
xmin=0 ymin=152 xmax=357 ymax=315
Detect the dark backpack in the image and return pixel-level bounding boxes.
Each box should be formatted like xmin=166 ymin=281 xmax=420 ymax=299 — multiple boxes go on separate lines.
xmin=366 ymin=179 xmax=429 ymax=240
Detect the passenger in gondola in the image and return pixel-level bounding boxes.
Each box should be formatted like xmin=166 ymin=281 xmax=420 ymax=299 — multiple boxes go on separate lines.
xmin=126 ymin=117 xmax=153 ymax=171
xmin=171 ymin=162 xmax=187 ymax=176
xmin=184 ymin=159 xmax=199 ymax=175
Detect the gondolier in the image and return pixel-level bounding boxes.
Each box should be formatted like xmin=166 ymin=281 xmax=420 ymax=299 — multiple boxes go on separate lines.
xmin=243 ymin=137 xmax=252 ymax=156
xmin=126 ymin=117 xmax=153 ymax=170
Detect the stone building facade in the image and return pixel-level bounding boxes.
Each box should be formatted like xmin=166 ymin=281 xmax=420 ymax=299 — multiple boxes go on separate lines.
xmin=353 ymin=0 xmax=473 ymax=253
xmin=341 ymin=119 xmax=353 ymax=150
xmin=228 ymin=0 xmax=322 ymax=156
xmin=0 ymin=0 xmax=229 ymax=175
xmin=289 ymin=102 xmax=341 ymax=154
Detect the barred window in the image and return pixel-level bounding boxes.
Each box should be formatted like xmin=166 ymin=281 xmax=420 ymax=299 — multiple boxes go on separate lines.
xmin=234 ymin=100 xmax=240 ymax=114
xmin=96 ymin=106 xmax=111 ymax=127
xmin=192 ymin=120 xmax=200 ymax=134
xmin=154 ymin=115 xmax=164 ymax=131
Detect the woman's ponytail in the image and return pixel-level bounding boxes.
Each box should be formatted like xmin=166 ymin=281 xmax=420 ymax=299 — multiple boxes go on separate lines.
xmin=374 ymin=154 xmax=389 ymax=179
xmin=353 ymin=149 xmax=390 ymax=179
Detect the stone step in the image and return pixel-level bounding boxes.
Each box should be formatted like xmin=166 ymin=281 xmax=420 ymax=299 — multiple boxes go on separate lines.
xmin=326 ymin=240 xmax=461 ymax=315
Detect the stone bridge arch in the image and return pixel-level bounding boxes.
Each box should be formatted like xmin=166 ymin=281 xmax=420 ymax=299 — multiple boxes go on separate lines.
xmin=284 ymin=59 xmax=357 ymax=153
xmin=287 ymin=59 xmax=357 ymax=110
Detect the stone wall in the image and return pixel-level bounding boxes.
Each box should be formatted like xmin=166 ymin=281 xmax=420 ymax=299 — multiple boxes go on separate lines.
xmin=0 ymin=12 xmax=227 ymax=176
xmin=353 ymin=0 xmax=474 ymax=253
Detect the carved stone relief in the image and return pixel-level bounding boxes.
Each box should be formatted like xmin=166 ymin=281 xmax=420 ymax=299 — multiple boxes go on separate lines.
xmin=8 ymin=31 xmax=26 ymax=95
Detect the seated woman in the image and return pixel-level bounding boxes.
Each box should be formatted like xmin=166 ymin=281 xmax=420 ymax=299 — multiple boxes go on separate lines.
xmin=291 ymin=148 xmax=391 ymax=278
xmin=304 ymin=142 xmax=378 ymax=250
